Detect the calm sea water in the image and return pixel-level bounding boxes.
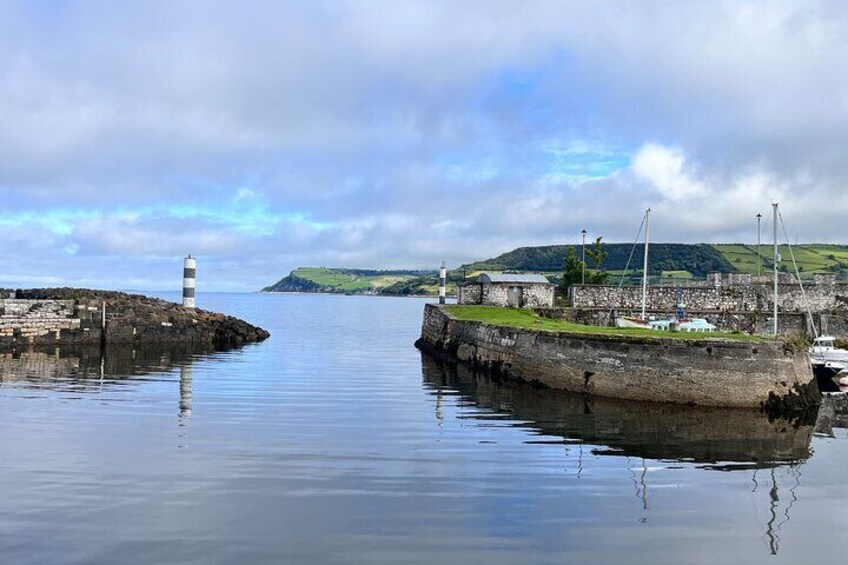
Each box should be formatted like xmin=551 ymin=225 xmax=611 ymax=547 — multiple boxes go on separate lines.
xmin=0 ymin=293 xmax=846 ymax=564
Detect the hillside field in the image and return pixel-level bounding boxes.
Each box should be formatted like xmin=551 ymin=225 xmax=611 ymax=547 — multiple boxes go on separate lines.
xmin=263 ymin=267 xmax=427 ymax=293
xmin=714 ymin=244 xmax=848 ymax=275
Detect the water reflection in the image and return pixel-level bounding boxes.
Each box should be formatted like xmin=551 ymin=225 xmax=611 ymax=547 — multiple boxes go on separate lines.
xmin=179 ymin=362 xmax=193 ymax=419
xmin=0 ymin=345 xmax=217 ymax=418
xmin=421 ymin=354 xmax=816 ymax=469
xmin=422 ymin=353 xmax=836 ymax=555
xmin=814 ymin=393 xmax=848 ymax=439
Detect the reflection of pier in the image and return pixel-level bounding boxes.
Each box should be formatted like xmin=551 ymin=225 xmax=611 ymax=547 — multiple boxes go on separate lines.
xmin=421 ymin=354 xmax=816 ymax=468
xmin=815 ymin=393 xmax=848 ymax=438
xmin=421 ymin=353 xmax=831 ymax=556
xmin=0 ymin=345 xmax=217 ymax=419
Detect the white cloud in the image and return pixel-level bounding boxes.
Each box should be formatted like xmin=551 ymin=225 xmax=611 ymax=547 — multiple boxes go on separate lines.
xmin=1 ymin=1 xmax=848 ymax=289
xmin=632 ymin=143 xmax=701 ymax=201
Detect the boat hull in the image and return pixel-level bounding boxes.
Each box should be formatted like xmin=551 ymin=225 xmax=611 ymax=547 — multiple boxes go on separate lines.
xmin=615 ymin=317 xmax=651 ymax=329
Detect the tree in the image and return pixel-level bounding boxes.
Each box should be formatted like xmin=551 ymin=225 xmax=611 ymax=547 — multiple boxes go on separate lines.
xmin=586 ymin=237 xmax=609 ymax=284
xmin=561 ymin=246 xmax=583 ymax=292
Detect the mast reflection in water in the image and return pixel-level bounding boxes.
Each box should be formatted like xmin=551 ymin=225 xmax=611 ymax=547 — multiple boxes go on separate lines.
xmin=421 ymin=353 xmax=826 ymax=553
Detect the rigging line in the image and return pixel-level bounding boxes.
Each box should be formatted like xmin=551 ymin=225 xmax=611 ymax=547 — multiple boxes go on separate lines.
xmin=778 ymin=209 xmax=818 ymax=338
xmin=617 ymin=214 xmax=646 ymax=289
xmin=609 ymin=214 xmax=646 ymax=319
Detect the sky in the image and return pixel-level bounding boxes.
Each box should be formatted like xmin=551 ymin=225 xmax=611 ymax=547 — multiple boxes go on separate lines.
xmin=2 ymin=0 xmax=848 ymax=291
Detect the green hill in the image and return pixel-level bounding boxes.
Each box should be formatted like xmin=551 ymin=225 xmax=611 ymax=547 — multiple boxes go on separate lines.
xmin=262 ymin=267 xmax=432 ymax=294
xmin=460 ymin=243 xmax=734 ymax=278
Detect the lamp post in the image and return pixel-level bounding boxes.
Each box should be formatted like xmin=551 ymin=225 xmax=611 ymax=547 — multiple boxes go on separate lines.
xmin=581 ymin=229 xmax=587 ymax=285
xmin=756 ymin=213 xmax=762 ymax=278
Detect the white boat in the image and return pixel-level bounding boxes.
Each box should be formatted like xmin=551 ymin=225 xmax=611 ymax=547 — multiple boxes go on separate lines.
xmin=613 ymin=213 xmax=716 ymax=334
xmin=650 ymin=317 xmax=717 ymax=333
xmin=648 ymin=301 xmax=717 ymax=333
xmin=809 ymin=336 xmax=848 ymax=387
xmin=616 ymin=317 xmax=652 ymax=329
xmin=809 ymin=336 xmax=848 ymax=365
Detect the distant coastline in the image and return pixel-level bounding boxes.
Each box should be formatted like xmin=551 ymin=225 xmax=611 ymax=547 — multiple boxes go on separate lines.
xmin=262 ymin=243 xmax=848 ymax=297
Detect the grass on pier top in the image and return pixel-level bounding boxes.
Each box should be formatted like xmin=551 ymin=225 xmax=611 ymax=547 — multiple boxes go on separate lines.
xmin=444 ymin=306 xmax=771 ymax=342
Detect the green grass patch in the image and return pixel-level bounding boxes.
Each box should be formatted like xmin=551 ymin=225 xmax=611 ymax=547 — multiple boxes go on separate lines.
xmin=293 ymin=267 xmax=417 ymax=291
xmin=444 ymin=305 xmax=770 ymax=342
xmin=712 ymin=244 xmax=848 ymax=276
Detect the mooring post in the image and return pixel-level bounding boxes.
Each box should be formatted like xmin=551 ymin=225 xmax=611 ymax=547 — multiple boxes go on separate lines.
xmin=183 ymin=255 xmax=196 ymax=309
xmin=439 ymin=261 xmax=447 ymax=305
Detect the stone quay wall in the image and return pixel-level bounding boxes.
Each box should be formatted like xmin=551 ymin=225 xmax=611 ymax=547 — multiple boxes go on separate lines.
xmin=0 ymin=299 xmax=100 ymax=347
xmin=416 ymin=304 xmax=818 ymax=409
xmin=536 ymin=307 xmax=848 ymax=338
xmin=571 ymin=281 xmax=847 ymax=313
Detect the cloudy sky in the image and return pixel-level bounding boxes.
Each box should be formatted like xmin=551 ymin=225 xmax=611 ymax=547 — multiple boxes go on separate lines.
xmin=1 ymin=1 xmax=847 ymax=291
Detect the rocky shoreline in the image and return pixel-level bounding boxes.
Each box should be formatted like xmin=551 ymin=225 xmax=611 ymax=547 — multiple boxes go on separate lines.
xmin=0 ymin=288 xmax=270 ymax=350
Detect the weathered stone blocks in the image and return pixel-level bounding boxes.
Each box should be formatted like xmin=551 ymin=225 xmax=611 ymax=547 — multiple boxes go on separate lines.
xmin=416 ymin=304 xmax=819 ymax=409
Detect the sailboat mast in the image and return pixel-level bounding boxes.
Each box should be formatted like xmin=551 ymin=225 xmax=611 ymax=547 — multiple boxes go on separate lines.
xmin=773 ymin=202 xmax=779 ymax=335
xmin=642 ymin=208 xmax=651 ymax=320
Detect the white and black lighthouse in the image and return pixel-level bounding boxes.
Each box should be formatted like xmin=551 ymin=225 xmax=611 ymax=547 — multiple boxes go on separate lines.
xmin=183 ymin=255 xmax=196 ymax=309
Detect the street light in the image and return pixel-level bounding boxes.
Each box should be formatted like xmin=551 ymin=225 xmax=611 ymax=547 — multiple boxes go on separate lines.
xmin=581 ymin=229 xmax=587 ymax=285
xmin=756 ymin=213 xmax=762 ymax=278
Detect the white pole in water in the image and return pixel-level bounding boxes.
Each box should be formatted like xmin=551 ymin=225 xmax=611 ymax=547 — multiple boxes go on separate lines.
xmin=641 ymin=209 xmax=651 ymax=320
xmin=439 ymin=261 xmax=447 ymax=305
xmin=183 ymin=255 xmax=196 ymax=309
xmin=773 ymin=203 xmax=779 ymax=335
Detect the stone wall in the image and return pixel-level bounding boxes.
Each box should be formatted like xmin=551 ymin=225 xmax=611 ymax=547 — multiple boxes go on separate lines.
xmin=535 ymin=307 xmax=848 ymax=338
xmin=571 ymin=282 xmax=846 ymax=313
xmin=459 ymin=282 xmax=554 ymax=308
xmin=0 ymin=299 xmax=96 ymax=347
xmin=416 ymin=303 xmax=818 ymax=409
xmin=457 ymin=284 xmax=482 ymax=305
xmin=0 ymin=289 xmax=270 ymax=350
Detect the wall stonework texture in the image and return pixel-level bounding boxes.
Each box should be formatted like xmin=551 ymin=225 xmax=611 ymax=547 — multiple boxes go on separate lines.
xmin=571 ymin=277 xmax=847 ymax=314
xmin=416 ymin=304 xmax=818 ymax=409
xmin=458 ymin=282 xmax=554 ymax=308
xmin=535 ymin=307 xmax=848 ymax=338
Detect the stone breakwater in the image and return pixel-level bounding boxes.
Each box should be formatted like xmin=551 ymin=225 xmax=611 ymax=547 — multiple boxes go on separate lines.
xmin=0 ymin=288 xmax=270 ymax=349
xmin=415 ymin=304 xmax=820 ymax=410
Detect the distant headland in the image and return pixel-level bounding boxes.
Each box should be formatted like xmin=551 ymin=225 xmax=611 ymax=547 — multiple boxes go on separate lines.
xmin=262 ymin=243 xmax=848 ymax=296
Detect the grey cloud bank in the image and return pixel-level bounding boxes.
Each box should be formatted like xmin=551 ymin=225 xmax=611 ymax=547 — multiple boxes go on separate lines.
xmin=1 ymin=1 xmax=846 ymax=290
